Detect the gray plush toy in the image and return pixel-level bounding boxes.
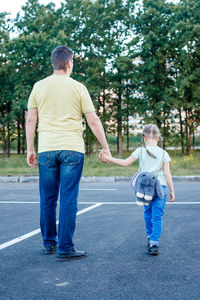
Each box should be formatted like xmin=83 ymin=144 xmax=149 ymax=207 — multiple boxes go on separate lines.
xmin=131 ymin=171 xmax=164 ymax=206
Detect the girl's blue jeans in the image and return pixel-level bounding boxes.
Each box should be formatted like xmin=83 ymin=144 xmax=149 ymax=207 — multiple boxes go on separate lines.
xmin=144 ymin=185 xmax=167 ymax=246
xmin=38 ymin=150 xmax=84 ymax=254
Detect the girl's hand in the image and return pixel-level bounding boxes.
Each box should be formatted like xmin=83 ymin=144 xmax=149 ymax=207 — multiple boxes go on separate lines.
xmin=170 ymin=191 xmax=175 ymax=202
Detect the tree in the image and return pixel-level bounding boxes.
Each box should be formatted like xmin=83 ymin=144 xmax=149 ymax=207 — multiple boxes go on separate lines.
xmin=134 ymin=0 xmax=175 ymax=147
xmin=0 ymin=13 xmax=13 ymax=156
xmin=168 ymin=0 xmax=200 ymax=154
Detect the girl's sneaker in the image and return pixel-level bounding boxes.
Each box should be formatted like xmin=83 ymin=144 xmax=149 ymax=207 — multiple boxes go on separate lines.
xmin=148 ymin=245 xmax=159 ymax=255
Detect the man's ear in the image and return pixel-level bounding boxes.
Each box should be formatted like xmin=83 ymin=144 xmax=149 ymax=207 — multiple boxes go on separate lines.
xmin=156 ymin=179 xmax=164 ymax=199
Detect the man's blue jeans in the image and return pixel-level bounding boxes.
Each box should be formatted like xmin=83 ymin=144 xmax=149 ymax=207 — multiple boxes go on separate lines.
xmin=144 ymin=186 xmax=167 ymax=246
xmin=38 ymin=150 xmax=84 ymax=254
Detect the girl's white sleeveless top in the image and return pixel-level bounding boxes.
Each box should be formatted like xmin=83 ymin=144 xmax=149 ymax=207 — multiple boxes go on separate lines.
xmin=132 ymin=146 xmax=171 ymax=186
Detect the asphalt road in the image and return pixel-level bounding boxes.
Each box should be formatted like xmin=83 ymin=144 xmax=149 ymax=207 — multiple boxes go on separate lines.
xmin=0 ymin=181 xmax=200 ymax=300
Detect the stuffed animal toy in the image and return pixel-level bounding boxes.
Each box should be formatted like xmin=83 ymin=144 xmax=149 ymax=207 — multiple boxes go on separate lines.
xmin=131 ymin=171 xmax=164 ymax=206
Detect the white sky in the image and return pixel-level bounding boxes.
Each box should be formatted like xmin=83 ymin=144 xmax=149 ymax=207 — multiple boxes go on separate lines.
xmin=0 ymin=0 xmax=64 ymax=18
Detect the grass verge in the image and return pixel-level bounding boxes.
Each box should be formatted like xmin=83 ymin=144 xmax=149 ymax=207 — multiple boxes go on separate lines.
xmin=0 ymin=150 xmax=200 ymax=176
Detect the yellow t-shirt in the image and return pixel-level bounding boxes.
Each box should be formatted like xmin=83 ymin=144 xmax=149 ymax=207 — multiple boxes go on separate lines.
xmin=27 ymin=74 xmax=95 ymax=153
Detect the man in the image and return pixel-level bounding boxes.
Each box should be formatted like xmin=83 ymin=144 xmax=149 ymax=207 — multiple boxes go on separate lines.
xmin=26 ymin=46 xmax=110 ymax=261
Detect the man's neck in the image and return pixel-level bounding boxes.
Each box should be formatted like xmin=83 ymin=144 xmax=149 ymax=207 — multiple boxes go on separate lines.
xmin=54 ymin=70 xmax=66 ymax=75
xmin=53 ymin=70 xmax=71 ymax=77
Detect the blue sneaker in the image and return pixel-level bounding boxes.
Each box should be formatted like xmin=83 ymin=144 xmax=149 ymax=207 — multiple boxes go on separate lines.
xmin=148 ymin=245 xmax=159 ymax=255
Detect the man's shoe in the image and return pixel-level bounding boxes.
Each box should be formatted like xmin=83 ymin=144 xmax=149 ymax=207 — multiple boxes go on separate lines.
xmin=148 ymin=245 xmax=159 ymax=255
xmin=43 ymin=244 xmax=57 ymax=255
xmin=57 ymin=249 xmax=87 ymax=261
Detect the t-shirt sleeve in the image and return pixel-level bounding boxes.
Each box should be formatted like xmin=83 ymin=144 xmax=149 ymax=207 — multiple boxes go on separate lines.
xmin=163 ymin=150 xmax=171 ymax=163
xmin=27 ymin=84 xmax=37 ymax=109
xmin=80 ymin=84 xmax=95 ymax=114
xmin=132 ymin=147 xmax=141 ymax=160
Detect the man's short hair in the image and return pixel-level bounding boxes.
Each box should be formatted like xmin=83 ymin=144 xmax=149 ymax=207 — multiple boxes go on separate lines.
xmin=51 ymin=46 xmax=73 ymax=71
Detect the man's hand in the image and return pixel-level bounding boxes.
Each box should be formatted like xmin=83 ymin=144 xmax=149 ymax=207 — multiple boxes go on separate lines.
xmin=99 ymin=149 xmax=111 ymax=163
xmin=27 ymin=151 xmax=37 ymax=168
xmin=26 ymin=108 xmax=38 ymax=168
xmin=170 ymin=191 xmax=175 ymax=202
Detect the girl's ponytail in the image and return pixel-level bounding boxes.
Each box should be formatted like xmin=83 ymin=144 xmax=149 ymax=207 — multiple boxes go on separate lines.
xmin=142 ymin=134 xmax=157 ymax=159
xmin=142 ymin=124 xmax=163 ymax=159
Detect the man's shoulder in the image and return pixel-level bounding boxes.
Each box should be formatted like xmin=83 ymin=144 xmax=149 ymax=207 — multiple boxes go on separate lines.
xmin=33 ymin=75 xmax=53 ymax=88
xmin=33 ymin=75 xmax=87 ymax=93
xmin=69 ymin=77 xmax=86 ymax=88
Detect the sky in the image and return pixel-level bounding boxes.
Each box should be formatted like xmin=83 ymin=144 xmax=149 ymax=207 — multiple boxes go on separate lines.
xmin=0 ymin=0 xmax=64 ymax=18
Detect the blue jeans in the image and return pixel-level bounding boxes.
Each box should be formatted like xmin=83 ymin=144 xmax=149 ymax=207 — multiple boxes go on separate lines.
xmin=144 ymin=186 xmax=167 ymax=246
xmin=38 ymin=150 xmax=84 ymax=254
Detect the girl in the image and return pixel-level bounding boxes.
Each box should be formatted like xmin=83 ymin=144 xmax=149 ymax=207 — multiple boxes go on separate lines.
xmin=100 ymin=124 xmax=175 ymax=255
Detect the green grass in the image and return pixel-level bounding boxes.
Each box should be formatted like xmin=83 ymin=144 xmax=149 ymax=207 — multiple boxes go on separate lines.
xmin=0 ymin=155 xmax=39 ymax=176
xmin=0 ymin=150 xmax=200 ymax=176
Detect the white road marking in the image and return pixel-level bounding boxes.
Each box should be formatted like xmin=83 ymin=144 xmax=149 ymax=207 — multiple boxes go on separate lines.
xmin=80 ymin=189 xmax=117 ymax=191
xmin=0 ymin=201 xmax=102 ymax=204
xmin=0 ymin=203 xmax=103 ymax=251
xmin=55 ymin=282 xmax=69 ymax=287
xmin=166 ymin=202 xmax=200 ymax=205
xmin=76 ymin=203 xmax=103 ymax=214
xmin=0 ymin=201 xmax=40 ymax=204
xmin=0 ymin=201 xmax=200 ymax=205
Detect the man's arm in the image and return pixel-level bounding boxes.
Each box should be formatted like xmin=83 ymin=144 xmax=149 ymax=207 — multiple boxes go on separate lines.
xmin=26 ymin=108 xmax=38 ymax=168
xmin=84 ymin=112 xmax=110 ymax=152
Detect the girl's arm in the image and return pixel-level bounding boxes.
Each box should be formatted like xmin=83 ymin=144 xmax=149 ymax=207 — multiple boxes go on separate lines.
xmin=164 ymin=162 xmax=175 ymax=202
xmin=101 ymin=151 xmax=137 ymax=167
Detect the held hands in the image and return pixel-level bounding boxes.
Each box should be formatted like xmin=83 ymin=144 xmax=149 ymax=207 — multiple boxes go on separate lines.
xmin=99 ymin=149 xmax=112 ymax=163
xmin=27 ymin=151 xmax=37 ymax=168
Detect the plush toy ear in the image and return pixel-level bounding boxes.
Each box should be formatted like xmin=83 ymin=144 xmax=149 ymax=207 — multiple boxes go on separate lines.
xmin=131 ymin=172 xmax=141 ymax=189
xmin=156 ymin=179 xmax=164 ymax=199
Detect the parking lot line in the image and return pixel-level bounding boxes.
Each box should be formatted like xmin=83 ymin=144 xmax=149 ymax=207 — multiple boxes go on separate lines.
xmin=0 ymin=201 xmax=200 ymax=205
xmin=0 ymin=203 xmax=103 ymax=251
xmin=80 ymin=189 xmax=117 ymax=191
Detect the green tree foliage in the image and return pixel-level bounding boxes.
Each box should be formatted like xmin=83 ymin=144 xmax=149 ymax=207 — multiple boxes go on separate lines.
xmin=134 ymin=0 xmax=175 ymax=142
xmin=0 ymin=0 xmax=200 ymax=157
xmin=0 ymin=13 xmax=13 ymax=156
xmin=168 ymin=0 xmax=200 ymax=154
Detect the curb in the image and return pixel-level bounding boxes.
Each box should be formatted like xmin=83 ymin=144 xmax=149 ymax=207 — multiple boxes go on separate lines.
xmin=0 ymin=175 xmax=200 ymax=183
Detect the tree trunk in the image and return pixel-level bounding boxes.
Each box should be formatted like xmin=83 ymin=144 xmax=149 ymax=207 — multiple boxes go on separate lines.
xmin=17 ymin=119 xmax=21 ymax=154
xmin=118 ymin=131 xmax=123 ymax=156
xmin=126 ymin=97 xmax=129 ymax=152
xmin=185 ymin=110 xmax=190 ymax=155
xmin=117 ymin=70 xmax=123 ymax=156
xmin=2 ymin=126 xmax=7 ymax=157
xmin=126 ymin=123 xmax=129 ymax=152
xmin=163 ymin=118 xmax=166 ymax=149
xmin=7 ymin=122 xmax=11 ymax=157
xmin=117 ymin=117 xmax=123 ymax=155
xmin=193 ymin=132 xmax=195 ymax=150
xmin=22 ymin=111 xmax=26 ymax=154
xmin=179 ymin=108 xmax=184 ymax=155
xmin=96 ymin=140 xmax=99 ymax=153
xmin=189 ymin=125 xmax=193 ymax=153
xmin=89 ymin=143 xmax=93 ymax=154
